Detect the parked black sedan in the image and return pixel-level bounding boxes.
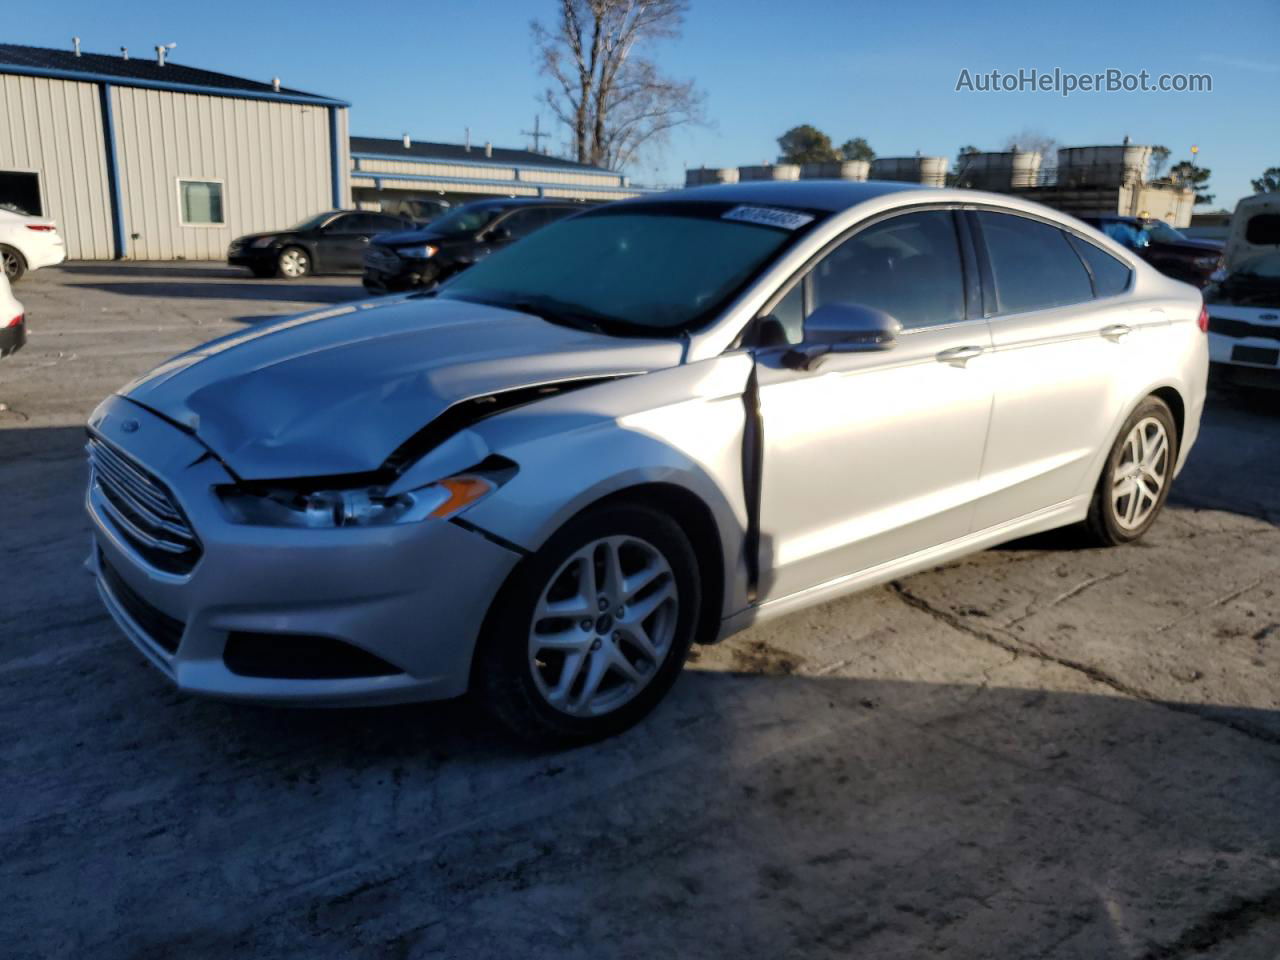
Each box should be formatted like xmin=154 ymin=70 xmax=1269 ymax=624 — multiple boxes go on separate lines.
xmin=228 ymin=211 xmax=414 ymax=279
xmin=362 ymin=199 xmax=582 ymax=294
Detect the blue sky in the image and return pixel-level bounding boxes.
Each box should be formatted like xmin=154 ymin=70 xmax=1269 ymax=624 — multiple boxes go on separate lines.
xmin=17 ymin=0 xmax=1279 ymax=209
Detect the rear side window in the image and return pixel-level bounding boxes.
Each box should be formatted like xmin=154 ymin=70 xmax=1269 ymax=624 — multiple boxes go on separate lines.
xmin=1245 ymin=214 xmax=1280 ymax=246
xmin=1067 ymin=234 xmax=1132 ymax=297
xmin=809 ymin=210 xmax=966 ymax=330
xmin=976 ymin=212 xmax=1094 ymax=314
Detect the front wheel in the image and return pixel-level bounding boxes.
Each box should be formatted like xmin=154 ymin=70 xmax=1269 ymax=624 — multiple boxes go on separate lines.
xmin=276 ymin=246 xmax=310 ymax=279
xmin=473 ymin=503 xmax=701 ymax=745
xmin=1083 ymin=396 xmax=1178 ymax=546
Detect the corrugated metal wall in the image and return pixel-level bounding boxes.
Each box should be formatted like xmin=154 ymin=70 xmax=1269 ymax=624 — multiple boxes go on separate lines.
xmin=0 ymin=74 xmax=115 ymax=259
xmin=111 ymin=88 xmax=346 ymax=260
xmin=355 ymin=155 xmax=627 ymax=189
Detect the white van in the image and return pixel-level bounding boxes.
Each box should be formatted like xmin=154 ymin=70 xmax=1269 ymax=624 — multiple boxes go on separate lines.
xmin=1205 ymin=193 xmax=1280 ymax=386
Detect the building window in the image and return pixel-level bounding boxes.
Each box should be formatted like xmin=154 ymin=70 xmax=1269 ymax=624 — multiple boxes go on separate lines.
xmin=0 ymin=171 xmax=43 ymax=216
xmin=178 ymin=179 xmax=224 ymax=226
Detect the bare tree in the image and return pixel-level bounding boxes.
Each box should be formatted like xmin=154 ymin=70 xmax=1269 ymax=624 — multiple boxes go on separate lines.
xmin=532 ymin=0 xmax=706 ymax=170
xmin=1004 ymin=129 xmax=1060 ymax=180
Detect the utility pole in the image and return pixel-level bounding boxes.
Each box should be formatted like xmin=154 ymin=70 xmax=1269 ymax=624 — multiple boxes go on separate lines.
xmin=522 ymin=115 xmax=550 ymax=154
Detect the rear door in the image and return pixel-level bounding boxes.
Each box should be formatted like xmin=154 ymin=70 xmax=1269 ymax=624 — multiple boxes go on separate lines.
xmin=754 ymin=208 xmax=995 ymax=601
xmin=967 ymin=209 xmax=1151 ymax=529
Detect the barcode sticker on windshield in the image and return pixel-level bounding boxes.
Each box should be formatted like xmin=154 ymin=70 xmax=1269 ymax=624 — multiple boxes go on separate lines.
xmin=722 ymin=205 xmax=814 ymax=231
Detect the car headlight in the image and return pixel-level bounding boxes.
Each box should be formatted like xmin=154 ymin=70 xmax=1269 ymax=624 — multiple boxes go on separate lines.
xmin=217 ymin=474 xmax=494 ymax=528
xmin=395 ymin=244 xmax=438 ymax=259
xmin=250 ymin=237 xmax=279 ymax=248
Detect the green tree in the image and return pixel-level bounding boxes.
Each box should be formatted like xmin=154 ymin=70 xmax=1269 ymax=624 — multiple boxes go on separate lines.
xmin=777 ymin=124 xmax=840 ymax=164
xmin=1252 ymin=166 xmax=1280 ymax=193
xmin=1170 ymin=161 xmax=1214 ymax=205
xmin=1149 ymin=145 xmax=1171 ymax=180
xmin=839 ymin=137 xmax=875 ymax=162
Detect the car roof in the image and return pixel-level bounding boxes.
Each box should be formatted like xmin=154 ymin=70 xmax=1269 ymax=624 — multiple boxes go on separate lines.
xmin=633 ymin=180 xmax=923 ymax=212
xmin=462 ymin=198 xmax=581 ymax=211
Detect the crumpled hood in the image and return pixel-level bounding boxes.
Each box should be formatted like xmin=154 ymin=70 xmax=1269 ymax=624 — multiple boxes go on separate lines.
xmin=122 ymin=296 xmax=682 ymax=480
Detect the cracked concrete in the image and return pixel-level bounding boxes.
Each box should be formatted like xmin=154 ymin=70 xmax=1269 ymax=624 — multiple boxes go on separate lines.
xmin=2 ymin=263 xmax=1279 ymax=958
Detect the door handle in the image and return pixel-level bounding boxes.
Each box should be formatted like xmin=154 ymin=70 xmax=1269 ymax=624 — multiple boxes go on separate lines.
xmin=1100 ymin=324 xmax=1132 ymax=341
xmin=935 ymin=345 xmax=984 ymax=367
xmin=359 ymin=236 xmax=371 ymax=243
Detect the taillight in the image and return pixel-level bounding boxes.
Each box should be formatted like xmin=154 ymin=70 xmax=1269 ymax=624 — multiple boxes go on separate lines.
xmin=1197 ymin=304 xmax=1209 ymax=333
xmin=25 ymin=224 xmax=56 ymax=232
xmin=6 ymin=313 xmax=23 ymax=328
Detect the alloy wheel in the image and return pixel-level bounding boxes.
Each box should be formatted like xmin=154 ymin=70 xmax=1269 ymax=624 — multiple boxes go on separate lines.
xmin=528 ymin=535 xmax=679 ymax=717
xmin=2 ymin=250 xmax=18 ymax=279
xmin=1111 ymin=416 xmax=1170 ymax=530
xmin=279 ymin=249 xmax=308 ymax=278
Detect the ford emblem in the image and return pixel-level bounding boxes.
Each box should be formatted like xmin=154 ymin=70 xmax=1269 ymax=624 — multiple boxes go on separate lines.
xmin=1261 ymin=313 xmax=1278 ymax=321
xmin=121 ymin=419 xmax=139 ymax=433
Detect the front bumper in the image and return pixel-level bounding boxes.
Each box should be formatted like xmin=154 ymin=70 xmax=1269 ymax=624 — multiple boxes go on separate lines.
xmin=85 ymin=396 xmax=522 ymax=706
xmin=0 ymin=320 xmax=25 ymax=357
xmin=228 ymin=248 xmax=277 ymax=270
xmin=362 ymin=248 xmax=436 ymax=292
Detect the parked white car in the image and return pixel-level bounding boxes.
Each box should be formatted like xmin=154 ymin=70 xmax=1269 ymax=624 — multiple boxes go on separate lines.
xmin=1205 ymin=193 xmax=1280 ymax=388
xmin=0 ymin=270 xmax=25 ymax=357
xmin=0 ymin=207 xmax=66 ymax=282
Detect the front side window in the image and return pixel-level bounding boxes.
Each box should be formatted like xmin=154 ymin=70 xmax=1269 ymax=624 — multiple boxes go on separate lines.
xmin=808 ymin=210 xmax=966 ymax=330
xmin=977 ymin=212 xmax=1094 ymax=314
xmin=428 ymin=205 xmax=505 ymax=237
xmin=178 ymin=179 xmax=224 ymax=225
xmin=439 ymin=203 xmax=814 ymax=334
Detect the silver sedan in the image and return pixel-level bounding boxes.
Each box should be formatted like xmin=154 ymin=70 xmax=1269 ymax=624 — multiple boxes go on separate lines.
xmin=86 ymin=181 xmax=1208 ymax=742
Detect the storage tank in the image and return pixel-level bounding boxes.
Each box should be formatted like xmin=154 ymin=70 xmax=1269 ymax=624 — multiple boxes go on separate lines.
xmin=684 ymin=166 xmax=740 ymax=187
xmin=738 ymin=164 xmax=801 ymax=182
xmin=871 ymin=156 xmax=947 ymax=187
xmin=1057 ymin=145 xmax=1153 ymax=187
xmin=955 ymin=151 xmax=1043 ymax=190
xmin=799 ymin=160 xmax=870 ymax=181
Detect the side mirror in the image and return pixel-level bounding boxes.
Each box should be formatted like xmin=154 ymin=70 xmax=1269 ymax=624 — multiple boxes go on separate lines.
xmin=782 ymin=303 xmax=901 ymax=370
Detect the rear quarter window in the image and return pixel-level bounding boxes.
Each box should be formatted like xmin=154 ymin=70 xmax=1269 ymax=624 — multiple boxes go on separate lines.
xmin=1245 ymin=214 xmax=1280 ymax=246
xmin=1067 ymin=234 xmax=1133 ymax=297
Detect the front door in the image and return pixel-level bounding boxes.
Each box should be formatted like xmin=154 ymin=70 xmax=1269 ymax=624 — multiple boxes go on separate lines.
xmin=754 ymin=209 xmax=995 ymax=602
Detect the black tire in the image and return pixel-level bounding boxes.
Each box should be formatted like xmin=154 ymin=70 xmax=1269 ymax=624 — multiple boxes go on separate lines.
xmin=276 ymin=246 xmax=310 ymax=279
xmin=1082 ymin=396 xmax=1178 ymax=546
xmin=1 ymin=245 xmax=26 ymax=283
xmin=473 ymin=502 xmax=701 ymax=745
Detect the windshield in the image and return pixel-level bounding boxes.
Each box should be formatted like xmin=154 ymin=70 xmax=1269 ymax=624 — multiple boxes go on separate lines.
xmin=437 ymin=203 xmax=815 ymax=334
xmin=1143 ymin=221 xmax=1188 ymax=244
xmin=425 ymin=205 xmax=504 ymax=236
xmin=288 ymin=213 xmax=332 ymax=232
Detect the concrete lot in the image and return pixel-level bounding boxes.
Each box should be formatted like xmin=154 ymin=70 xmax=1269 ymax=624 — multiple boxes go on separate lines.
xmin=2 ymin=262 xmax=1278 ymax=959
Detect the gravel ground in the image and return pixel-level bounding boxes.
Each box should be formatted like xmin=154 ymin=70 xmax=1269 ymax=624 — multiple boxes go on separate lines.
xmin=2 ymin=262 xmax=1278 ymax=959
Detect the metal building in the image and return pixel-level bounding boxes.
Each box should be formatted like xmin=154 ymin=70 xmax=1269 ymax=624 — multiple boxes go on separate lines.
xmin=0 ymin=42 xmax=350 ymax=260
xmin=349 ymin=136 xmax=645 ymax=215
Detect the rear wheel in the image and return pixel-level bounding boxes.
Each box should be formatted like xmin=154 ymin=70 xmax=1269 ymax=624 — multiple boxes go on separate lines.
xmin=276 ymin=246 xmax=310 ymax=279
xmin=1083 ymin=396 xmax=1177 ymax=546
xmin=474 ymin=503 xmax=700 ymax=745
xmin=1 ymin=245 xmax=26 ymax=283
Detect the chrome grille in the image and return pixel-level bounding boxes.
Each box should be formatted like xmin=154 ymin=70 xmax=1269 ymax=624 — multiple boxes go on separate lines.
xmin=88 ymin=435 xmax=202 ymax=575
